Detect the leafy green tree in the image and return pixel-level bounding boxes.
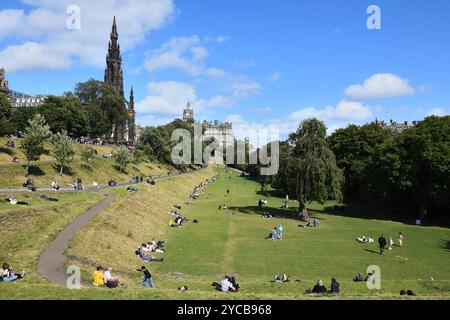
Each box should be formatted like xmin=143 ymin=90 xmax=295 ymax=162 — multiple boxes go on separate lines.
xmin=80 ymin=145 xmax=96 ymax=163
xmin=50 ymin=130 xmax=78 ymax=175
xmin=37 ymin=95 xmax=89 ymax=138
xmin=75 ymin=79 xmax=127 ymax=142
xmin=114 ymin=145 xmax=134 ymax=172
xmin=278 ymin=119 xmax=343 ymax=219
xmin=398 ymin=116 xmax=450 ymax=219
xmin=0 ymin=93 xmax=13 ymax=135
xmin=20 ymin=114 xmax=51 ymax=176
xmin=328 ymin=123 xmax=394 ymax=200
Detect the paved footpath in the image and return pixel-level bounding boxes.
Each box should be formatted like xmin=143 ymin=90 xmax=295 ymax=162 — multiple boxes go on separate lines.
xmin=34 ymin=168 xmax=206 ymax=286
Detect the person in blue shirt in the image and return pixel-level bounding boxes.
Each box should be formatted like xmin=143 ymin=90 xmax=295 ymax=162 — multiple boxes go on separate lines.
xmin=278 ymin=224 xmax=283 ymax=240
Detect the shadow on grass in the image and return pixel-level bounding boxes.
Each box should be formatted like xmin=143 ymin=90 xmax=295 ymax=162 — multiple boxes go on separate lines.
xmin=364 ymin=249 xmax=381 ymax=255
xmin=322 ymin=202 xmax=450 ymax=228
xmin=227 ymin=205 xmax=326 ymax=221
xmin=27 ymin=165 xmax=45 ymax=176
xmin=0 ymin=147 xmax=15 ymax=156
xmin=80 ymin=164 xmax=94 ymax=173
xmin=438 ymin=239 xmax=450 ymax=252
xmin=113 ymin=165 xmax=129 ymax=175
xmin=51 ymin=164 xmax=76 ymax=176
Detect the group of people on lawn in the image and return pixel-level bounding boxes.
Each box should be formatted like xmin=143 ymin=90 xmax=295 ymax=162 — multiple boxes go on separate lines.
xmin=358 ymin=233 xmax=404 ymax=255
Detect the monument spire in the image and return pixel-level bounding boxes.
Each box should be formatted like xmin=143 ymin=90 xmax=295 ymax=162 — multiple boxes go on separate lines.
xmin=104 ymin=16 xmax=124 ymax=98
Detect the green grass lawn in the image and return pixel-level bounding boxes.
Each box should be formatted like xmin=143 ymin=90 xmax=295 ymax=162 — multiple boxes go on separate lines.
xmin=0 ymin=167 xmax=449 ymax=300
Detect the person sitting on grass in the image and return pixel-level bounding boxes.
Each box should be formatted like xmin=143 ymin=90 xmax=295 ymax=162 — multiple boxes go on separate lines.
xmin=1 ymin=263 xmax=26 ymax=283
xmin=12 ymin=157 xmax=19 ymax=163
xmin=104 ymin=267 xmax=122 ymax=288
xmin=108 ymin=180 xmax=118 ymax=187
xmin=137 ymin=266 xmax=154 ymax=288
xmin=271 ymin=227 xmax=278 ymax=241
xmin=305 ymin=280 xmax=327 ymax=294
xmin=93 ymin=182 xmax=101 ymax=189
xmin=135 ymin=249 xmax=164 ymax=262
xmin=92 ymin=266 xmax=104 ymax=287
xmin=51 ymin=181 xmax=60 ymax=191
xmin=261 ymin=212 xmax=272 ymax=218
xmin=353 ymin=273 xmax=364 ymax=282
xmin=329 ymin=278 xmax=340 ymax=294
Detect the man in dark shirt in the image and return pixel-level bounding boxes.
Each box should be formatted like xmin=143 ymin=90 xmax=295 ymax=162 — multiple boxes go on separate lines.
xmin=137 ymin=266 xmax=154 ymax=288
xmin=378 ymin=235 xmax=387 ymax=255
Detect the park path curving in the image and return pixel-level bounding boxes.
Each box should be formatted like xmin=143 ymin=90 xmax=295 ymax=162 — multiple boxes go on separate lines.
xmin=36 ymin=167 xmax=207 ymax=286
xmin=38 ymin=193 xmax=116 ymax=285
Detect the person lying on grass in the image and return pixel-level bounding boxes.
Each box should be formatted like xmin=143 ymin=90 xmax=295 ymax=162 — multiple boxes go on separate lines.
xmin=6 ymin=198 xmax=30 ymax=205
xmin=305 ymin=280 xmax=327 ymax=294
xmin=135 ymin=249 xmax=164 ymax=262
xmin=273 ymin=274 xmax=290 ymax=283
xmin=140 ymin=240 xmax=165 ymax=253
xmin=356 ymin=236 xmax=374 ymax=243
xmin=40 ymin=195 xmax=59 ymax=202
xmin=1 ymin=263 xmax=26 ymax=283
xmin=127 ymin=186 xmax=139 ymax=192
xmin=212 ymin=276 xmax=240 ymax=292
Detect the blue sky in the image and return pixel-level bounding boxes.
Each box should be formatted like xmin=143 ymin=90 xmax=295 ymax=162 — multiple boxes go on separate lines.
xmin=1 ymin=0 xmax=449 ymax=140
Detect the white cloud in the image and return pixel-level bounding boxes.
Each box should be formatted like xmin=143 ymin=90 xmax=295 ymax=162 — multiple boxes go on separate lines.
xmin=290 ymin=100 xmax=372 ymax=121
xmin=267 ymin=72 xmax=282 ymax=83
xmin=0 ymin=0 xmax=175 ymax=72
xmin=136 ymin=81 xmax=197 ymax=116
xmin=0 ymin=41 xmax=72 ymax=71
xmin=345 ymin=73 xmax=415 ymax=99
xmin=426 ymin=108 xmax=448 ymax=117
xmin=204 ymin=67 xmax=226 ymax=78
xmin=214 ymin=35 xmax=231 ymax=43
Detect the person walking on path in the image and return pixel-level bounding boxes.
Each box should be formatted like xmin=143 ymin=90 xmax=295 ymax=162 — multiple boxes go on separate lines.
xmin=378 ymin=235 xmax=387 ymax=255
xmin=137 ymin=266 xmax=154 ymax=288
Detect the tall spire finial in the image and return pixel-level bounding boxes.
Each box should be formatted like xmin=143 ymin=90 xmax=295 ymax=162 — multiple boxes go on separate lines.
xmin=111 ymin=16 xmax=118 ymax=39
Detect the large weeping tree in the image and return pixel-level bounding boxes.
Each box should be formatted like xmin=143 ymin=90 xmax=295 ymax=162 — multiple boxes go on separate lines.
xmin=277 ymin=119 xmax=343 ymax=220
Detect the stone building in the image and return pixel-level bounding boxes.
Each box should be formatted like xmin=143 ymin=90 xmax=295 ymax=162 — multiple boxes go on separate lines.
xmin=181 ymin=103 xmax=235 ymax=163
xmin=0 ymin=67 xmax=47 ymax=107
xmin=376 ymin=119 xmax=419 ymax=133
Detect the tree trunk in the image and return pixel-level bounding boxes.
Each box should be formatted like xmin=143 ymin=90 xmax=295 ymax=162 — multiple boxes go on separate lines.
xmin=60 ymin=165 xmax=64 ymax=176
xmin=298 ymin=194 xmax=309 ymax=221
xmin=24 ymin=161 xmax=30 ymax=177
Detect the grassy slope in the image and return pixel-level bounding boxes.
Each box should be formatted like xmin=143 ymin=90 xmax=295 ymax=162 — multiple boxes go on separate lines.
xmin=0 ymin=138 xmax=174 ymax=188
xmin=0 ymin=192 xmax=104 ymax=283
xmin=0 ymin=167 xmax=449 ymax=300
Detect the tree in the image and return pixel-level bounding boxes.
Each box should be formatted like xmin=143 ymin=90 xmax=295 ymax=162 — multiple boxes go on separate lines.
xmin=80 ymin=145 xmax=96 ymax=163
xmin=20 ymin=114 xmax=51 ymax=176
xmin=114 ymin=145 xmax=134 ymax=173
xmin=398 ymin=116 xmax=450 ymax=219
xmin=37 ymin=95 xmax=89 ymax=138
xmin=279 ymin=119 xmax=343 ymax=219
xmin=0 ymin=93 xmax=13 ymax=136
xmin=75 ymin=79 xmax=127 ymax=142
xmin=50 ymin=130 xmax=78 ymax=175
